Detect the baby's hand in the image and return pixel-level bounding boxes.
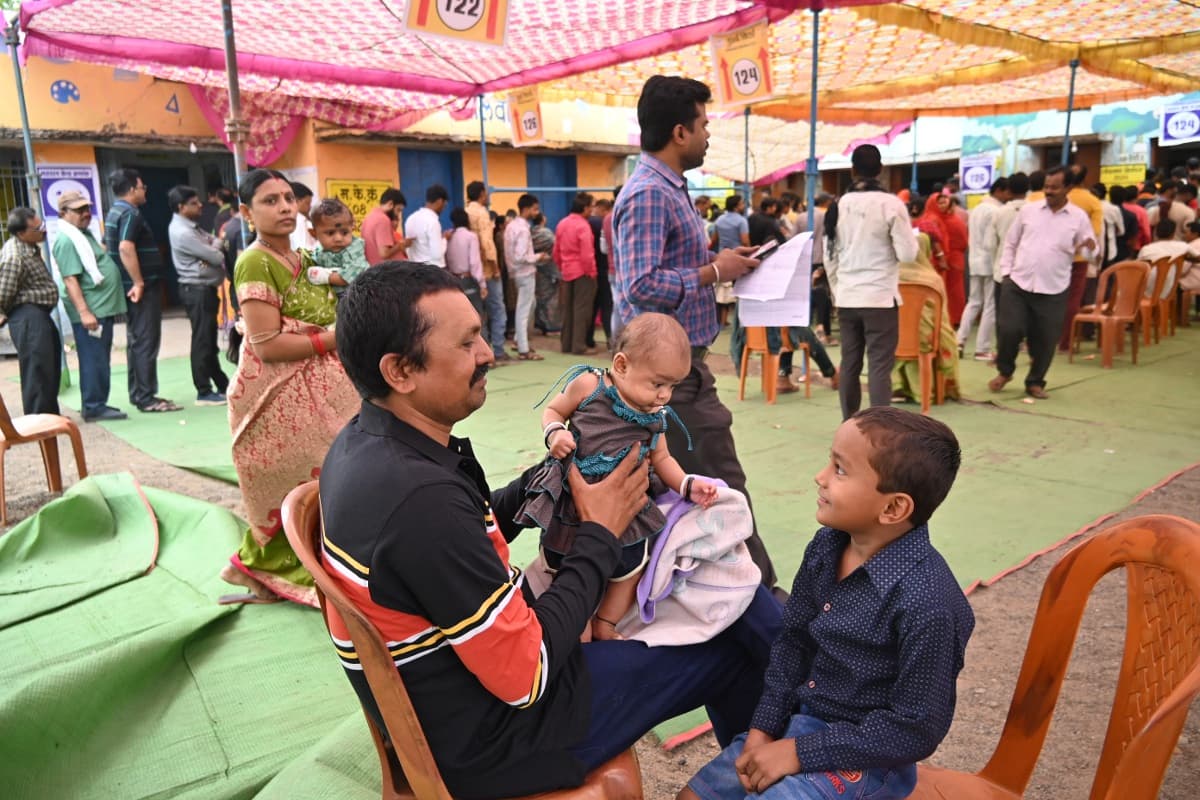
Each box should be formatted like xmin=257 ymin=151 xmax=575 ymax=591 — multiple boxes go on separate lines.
xmin=591 ymin=616 xmax=624 ymax=641
xmin=548 ymin=429 xmax=576 ymax=460
xmin=306 ymin=266 xmax=334 ymax=285
xmin=689 ymin=479 xmax=719 ymax=508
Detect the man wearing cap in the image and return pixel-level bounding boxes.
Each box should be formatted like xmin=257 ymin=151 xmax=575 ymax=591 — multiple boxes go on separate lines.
xmin=53 ymin=190 xmax=129 ymax=422
xmin=0 ymin=207 xmax=62 ymax=415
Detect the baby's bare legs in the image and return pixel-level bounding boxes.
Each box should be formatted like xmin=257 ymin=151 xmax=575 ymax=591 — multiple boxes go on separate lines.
xmin=592 ymin=568 xmax=642 ymax=641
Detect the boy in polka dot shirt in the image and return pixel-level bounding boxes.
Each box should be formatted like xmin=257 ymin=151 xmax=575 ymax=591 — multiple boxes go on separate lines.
xmin=683 ymin=407 xmax=974 ymax=800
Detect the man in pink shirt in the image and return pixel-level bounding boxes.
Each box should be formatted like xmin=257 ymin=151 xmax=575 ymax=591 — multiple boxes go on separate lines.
xmin=361 ymin=188 xmax=407 ymax=265
xmin=989 ymin=166 xmax=1096 ymax=400
xmin=553 ymin=192 xmax=599 ymax=354
xmin=1122 ymin=184 xmax=1152 ymax=252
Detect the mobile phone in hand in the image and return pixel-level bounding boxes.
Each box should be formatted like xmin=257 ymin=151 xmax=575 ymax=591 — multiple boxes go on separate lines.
xmin=750 ymin=239 xmax=779 ymax=260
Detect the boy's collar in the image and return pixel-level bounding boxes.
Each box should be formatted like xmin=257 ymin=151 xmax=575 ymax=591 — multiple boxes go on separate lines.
xmin=839 ymin=523 xmax=932 ymax=596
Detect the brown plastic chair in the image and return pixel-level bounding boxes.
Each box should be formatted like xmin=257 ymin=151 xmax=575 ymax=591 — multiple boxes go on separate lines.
xmin=1068 ymin=260 xmax=1149 ymax=369
xmin=738 ymin=326 xmax=810 ymax=403
xmin=282 ymin=481 xmax=644 ymax=800
xmin=1139 ymin=256 xmax=1174 ymax=345
xmin=1156 ymin=255 xmax=1183 ymax=339
xmin=0 ymin=393 xmax=88 ymax=526
xmin=895 ymin=283 xmax=945 ymax=414
xmin=911 ymin=514 xmax=1200 ymax=800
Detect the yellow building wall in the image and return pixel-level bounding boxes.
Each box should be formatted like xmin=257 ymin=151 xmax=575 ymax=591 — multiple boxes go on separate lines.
xmin=576 ymin=154 xmax=623 ymax=200
xmin=315 ymin=141 xmax=398 ymax=190
xmin=271 ymin=120 xmax=318 ymax=173
xmin=32 ymin=142 xmax=96 ymax=164
xmin=461 ymin=148 xmax=527 ymax=212
xmin=2 ymin=57 xmax=214 ymax=140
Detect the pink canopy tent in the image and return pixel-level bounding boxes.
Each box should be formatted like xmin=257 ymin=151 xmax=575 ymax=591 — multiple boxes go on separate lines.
xmin=15 ymin=0 xmax=886 ymax=176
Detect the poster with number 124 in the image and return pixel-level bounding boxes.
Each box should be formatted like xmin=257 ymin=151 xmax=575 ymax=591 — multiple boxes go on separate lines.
xmin=404 ymin=0 xmax=509 ymax=47
xmin=710 ymin=21 xmax=774 ymax=109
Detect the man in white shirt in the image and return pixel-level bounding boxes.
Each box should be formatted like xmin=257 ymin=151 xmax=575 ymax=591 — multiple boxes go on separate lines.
xmin=288 ymin=182 xmax=316 ymax=250
xmin=959 ymin=177 xmax=1009 ymax=360
xmin=1138 ymin=219 xmax=1190 ymax=298
xmin=824 ymin=144 xmax=919 ymax=420
xmin=990 ymin=166 xmax=1096 ymax=400
xmin=992 ymin=172 xmax=1028 ymax=324
xmin=404 ymin=184 xmax=449 ymax=267
xmin=502 ymin=193 xmax=545 ymax=359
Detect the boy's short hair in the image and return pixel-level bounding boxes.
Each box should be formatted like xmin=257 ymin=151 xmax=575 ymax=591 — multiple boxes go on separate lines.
xmin=309 ymin=197 xmax=353 ymax=227
xmin=851 ymin=407 xmax=961 ymax=527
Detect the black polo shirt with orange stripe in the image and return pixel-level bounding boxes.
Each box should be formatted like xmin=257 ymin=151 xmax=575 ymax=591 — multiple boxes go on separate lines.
xmin=319 ymin=400 xmax=621 ymax=799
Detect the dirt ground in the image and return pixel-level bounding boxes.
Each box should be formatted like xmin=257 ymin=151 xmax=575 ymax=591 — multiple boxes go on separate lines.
xmin=1 ymin=314 xmax=1197 ymax=799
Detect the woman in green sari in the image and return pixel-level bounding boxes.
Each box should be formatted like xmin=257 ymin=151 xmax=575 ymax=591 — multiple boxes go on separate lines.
xmin=893 ymin=198 xmax=961 ymax=403
xmin=219 ymin=170 xmax=360 ymax=605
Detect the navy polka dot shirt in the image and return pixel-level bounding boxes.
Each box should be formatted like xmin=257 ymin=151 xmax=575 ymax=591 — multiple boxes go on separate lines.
xmin=749 ymin=524 xmax=975 ymax=772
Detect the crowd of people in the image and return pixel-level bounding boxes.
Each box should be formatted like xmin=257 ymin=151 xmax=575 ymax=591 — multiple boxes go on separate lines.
xmin=3 ymin=69 xmax=1198 ymax=800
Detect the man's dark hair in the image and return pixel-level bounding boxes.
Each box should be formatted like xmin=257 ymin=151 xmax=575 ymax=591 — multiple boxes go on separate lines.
xmin=1044 ymin=165 xmax=1068 ymax=184
xmin=1171 ymin=165 xmax=1188 ymax=180
xmin=517 ymin=193 xmax=539 ymax=212
xmin=758 ymin=196 xmax=780 ymax=214
xmin=637 ymin=75 xmax=711 ymax=153
xmin=216 ymin=188 xmax=236 ymax=205
xmin=238 ymin=168 xmax=290 ymax=206
xmin=1109 ymin=184 xmax=1125 ymax=205
xmin=725 ymin=195 xmax=743 ymax=212
xmin=1124 ymin=185 xmax=1141 ymax=201
xmin=336 ymin=262 xmax=461 ymax=399
xmin=1188 ymin=157 xmax=1200 ymax=171
xmin=381 ymin=188 xmax=406 ymax=207
xmin=1179 ymin=183 xmax=1197 ymax=199
xmin=990 ymin=176 xmax=1010 ymax=196
xmin=851 ymin=406 xmax=962 ymax=527
xmin=425 ymin=184 xmax=449 ymax=204
xmin=1090 ymin=182 xmax=1106 ymax=200
xmin=167 ymin=184 xmax=199 ymax=213
xmin=450 ymin=206 xmax=469 ymax=228
xmin=595 ymin=198 xmax=613 ymax=212
xmin=290 ymin=181 xmax=314 ymax=200
xmin=109 ymin=167 xmax=143 ymax=197
xmin=1028 ymin=170 xmax=1046 ymax=192
xmin=1187 ymin=220 xmax=1200 ymax=236
xmin=466 ymin=180 xmax=486 ymax=202
xmin=1065 ymin=164 xmax=1087 ymax=187
xmin=6 ymin=206 xmax=38 ymax=236
xmin=570 ymin=192 xmax=594 ymax=215
xmin=1156 ymin=219 xmax=1177 ymax=240
xmin=533 ymin=213 xmax=546 ymax=227
xmin=309 ymin=197 xmax=353 ymax=226
xmin=850 ymin=144 xmax=883 ymax=178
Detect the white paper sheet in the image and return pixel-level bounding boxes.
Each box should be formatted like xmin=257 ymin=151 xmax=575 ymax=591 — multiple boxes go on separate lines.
xmin=732 ymin=232 xmax=813 ymax=301
xmin=735 ymin=233 xmax=812 ymax=327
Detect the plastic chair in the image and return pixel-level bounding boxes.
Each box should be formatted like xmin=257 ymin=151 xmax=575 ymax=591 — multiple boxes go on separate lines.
xmin=1068 ymin=260 xmax=1149 ymax=369
xmin=738 ymin=327 xmax=810 ymax=403
xmin=1139 ymin=256 xmax=1173 ymax=345
xmin=0 ymin=393 xmax=88 ymax=526
xmin=1156 ymin=255 xmax=1183 ymax=339
xmin=911 ymin=514 xmax=1200 ymax=800
xmin=895 ymin=283 xmax=945 ymax=414
xmin=282 ymin=481 xmax=643 ymax=800
xmin=1181 ymin=286 xmax=1197 ymax=327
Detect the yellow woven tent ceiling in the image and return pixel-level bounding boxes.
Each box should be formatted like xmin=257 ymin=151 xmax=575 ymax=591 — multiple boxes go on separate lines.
xmin=543 ymin=0 xmax=1200 ymax=123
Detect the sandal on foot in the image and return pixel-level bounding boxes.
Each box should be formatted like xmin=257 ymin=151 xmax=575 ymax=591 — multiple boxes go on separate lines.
xmin=139 ymin=398 xmax=183 ymax=413
xmin=517 ymin=351 xmax=544 ymax=361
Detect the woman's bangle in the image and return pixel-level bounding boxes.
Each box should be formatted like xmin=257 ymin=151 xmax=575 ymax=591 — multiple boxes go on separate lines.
xmin=711 ymin=261 xmax=722 ymax=284
xmin=543 ymin=421 xmax=567 ymax=448
xmin=595 ymin=615 xmax=619 ymax=628
xmin=309 ymin=332 xmax=327 ymax=356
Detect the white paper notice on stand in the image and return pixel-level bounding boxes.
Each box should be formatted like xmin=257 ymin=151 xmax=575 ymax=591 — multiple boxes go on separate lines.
xmin=732 ymin=231 xmax=812 ymax=301
xmin=736 ymin=233 xmax=812 ymax=327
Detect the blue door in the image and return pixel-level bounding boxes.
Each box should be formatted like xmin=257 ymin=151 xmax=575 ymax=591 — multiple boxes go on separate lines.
xmin=525 ymin=154 xmax=577 ymax=229
xmin=397 ymin=149 xmax=463 ymax=231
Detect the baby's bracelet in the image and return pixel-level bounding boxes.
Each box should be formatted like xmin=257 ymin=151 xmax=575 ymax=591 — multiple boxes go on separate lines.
xmin=680 ymin=474 xmax=698 ymax=497
xmin=543 ymin=422 xmax=567 ymax=448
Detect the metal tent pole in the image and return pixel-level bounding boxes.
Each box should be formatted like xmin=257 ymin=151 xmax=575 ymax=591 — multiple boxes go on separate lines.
xmin=1061 ymin=58 xmax=1081 ymax=166
xmin=221 ymin=0 xmax=249 ymax=243
xmin=6 ymin=19 xmax=68 ymax=387
xmin=910 ymin=116 xmax=919 ymax=195
xmin=743 ymin=106 xmax=751 ymax=202
xmin=478 ymin=93 xmax=490 ymax=191
xmin=805 ymin=7 xmax=820 ymax=230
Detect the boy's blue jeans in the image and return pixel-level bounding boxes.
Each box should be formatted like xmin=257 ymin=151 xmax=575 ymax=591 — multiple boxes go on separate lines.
xmin=688 ymin=713 xmax=917 ymax=800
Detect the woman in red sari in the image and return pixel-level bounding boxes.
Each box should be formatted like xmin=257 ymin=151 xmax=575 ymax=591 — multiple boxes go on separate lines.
xmin=920 ymin=190 xmax=968 ymax=325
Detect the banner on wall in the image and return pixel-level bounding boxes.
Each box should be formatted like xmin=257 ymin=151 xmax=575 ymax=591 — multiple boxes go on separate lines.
xmin=958 ymin=154 xmax=996 ymax=196
xmin=1160 ymin=100 xmax=1200 ymax=147
xmin=326 ymin=179 xmax=395 ymax=234
xmin=710 ymin=21 xmax=774 ymax=108
xmin=1099 ymin=163 xmax=1147 ymax=188
xmin=37 ymin=163 xmax=104 ymax=274
xmin=404 ymin=0 xmax=509 ymax=47
xmin=508 ymin=86 xmax=545 ymax=147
